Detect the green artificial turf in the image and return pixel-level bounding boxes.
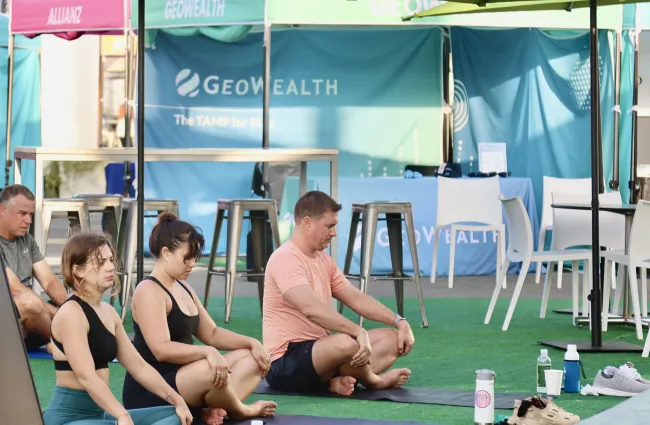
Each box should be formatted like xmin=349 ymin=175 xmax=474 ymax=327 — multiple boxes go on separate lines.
xmin=29 ymin=295 xmax=646 ymax=424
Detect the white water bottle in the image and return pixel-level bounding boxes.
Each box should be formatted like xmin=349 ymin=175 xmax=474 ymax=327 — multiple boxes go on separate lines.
xmin=475 ymin=369 xmax=496 ymax=425
xmin=536 ymin=349 xmax=552 ymax=393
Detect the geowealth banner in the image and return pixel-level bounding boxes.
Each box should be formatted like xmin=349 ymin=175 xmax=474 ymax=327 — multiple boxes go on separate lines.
xmin=131 ymin=0 xmax=264 ymax=29
xmin=140 ymin=28 xmax=443 ymax=254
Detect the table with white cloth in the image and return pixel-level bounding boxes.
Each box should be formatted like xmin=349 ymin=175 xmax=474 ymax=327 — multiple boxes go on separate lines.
xmin=281 ymin=176 xmax=539 ymax=277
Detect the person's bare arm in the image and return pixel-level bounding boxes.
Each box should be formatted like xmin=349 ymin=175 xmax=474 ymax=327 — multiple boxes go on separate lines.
xmin=333 ymin=285 xmax=399 ymax=326
xmin=6 ymin=267 xmax=32 ymax=298
xmin=190 ymin=284 xmax=259 ymax=351
xmin=333 ymin=274 xmax=415 ymax=357
xmin=111 ymin=307 xmax=187 ymax=409
xmin=54 ymin=304 xmax=129 ymax=419
xmin=32 ymin=260 xmax=68 ymax=306
xmin=132 ymin=281 xmax=212 ymax=364
xmin=283 ymin=285 xmax=365 ymax=338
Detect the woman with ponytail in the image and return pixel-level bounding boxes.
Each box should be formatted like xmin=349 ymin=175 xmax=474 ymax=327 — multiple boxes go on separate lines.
xmin=122 ymin=213 xmax=276 ymax=425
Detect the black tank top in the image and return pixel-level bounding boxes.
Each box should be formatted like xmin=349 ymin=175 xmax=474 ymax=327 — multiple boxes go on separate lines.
xmin=51 ymin=295 xmax=118 ymax=371
xmin=132 ymin=276 xmax=200 ymax=375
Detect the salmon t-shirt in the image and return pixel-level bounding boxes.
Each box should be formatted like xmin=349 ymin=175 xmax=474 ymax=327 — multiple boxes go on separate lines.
xmin=263 ymin=240 xmax=351 ymax=362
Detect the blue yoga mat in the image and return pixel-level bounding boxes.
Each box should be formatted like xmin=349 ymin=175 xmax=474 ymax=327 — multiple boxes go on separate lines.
xmin=27 ymin=347 xmax=118 ymax=363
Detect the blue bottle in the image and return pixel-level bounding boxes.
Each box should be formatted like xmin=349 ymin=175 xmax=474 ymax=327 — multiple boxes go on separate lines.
xmin=563 ymin=344 xmax=581 ymax=393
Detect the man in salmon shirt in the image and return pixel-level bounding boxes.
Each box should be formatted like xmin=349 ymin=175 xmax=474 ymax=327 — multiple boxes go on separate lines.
xmin=263 ymin=191 xmax=414 ymax=396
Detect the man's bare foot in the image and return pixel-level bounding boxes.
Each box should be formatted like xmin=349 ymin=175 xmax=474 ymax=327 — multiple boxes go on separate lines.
xmin=368 ymin=368 xmax=411 ymax=390
xmin=231 ymin=400 xmax=277 ymax=419
xmin=329 ymin=376 xmax=356 ymax=396
xmin=202 ymin=408 xmax=227 ymax=425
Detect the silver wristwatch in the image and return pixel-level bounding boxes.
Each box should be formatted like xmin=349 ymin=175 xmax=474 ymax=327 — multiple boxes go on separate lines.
xmin=393 ymin=314 xmax=405 ymax=327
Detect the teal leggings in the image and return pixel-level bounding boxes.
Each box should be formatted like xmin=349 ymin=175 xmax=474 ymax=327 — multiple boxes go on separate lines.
xmin=43 ymin=386 xmax=181 ymax=425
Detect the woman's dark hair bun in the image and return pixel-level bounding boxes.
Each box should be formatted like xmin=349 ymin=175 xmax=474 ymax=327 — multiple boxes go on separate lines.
xmin=157 ymin=211 xmax=178 ymax=223
xmin=149 ymin=212 xmax=205 ymax=261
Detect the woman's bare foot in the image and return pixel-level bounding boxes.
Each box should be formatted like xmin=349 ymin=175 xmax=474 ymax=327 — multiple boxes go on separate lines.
xmin=329 ymin=376 xmax=356 ymax=396
xmin=231 ymin=400 xmax=277 ymax=419
xmin=202 ymin=408 xmax=227 ymax=425
xmin=367 ymin=368 xmax=411 ymax=390
xmin=45 ymin=343 xmax=53 ymax=355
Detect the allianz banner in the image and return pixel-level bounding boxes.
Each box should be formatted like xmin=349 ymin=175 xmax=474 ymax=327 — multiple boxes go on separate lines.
xmin=141 ymin=28 xmax=443 ymax=254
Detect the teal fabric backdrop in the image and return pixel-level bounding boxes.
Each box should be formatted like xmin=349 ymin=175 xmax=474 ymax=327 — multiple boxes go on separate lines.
xmin=0 ymin=14 xmax=40 ymax=192
xmin=451 ymin=28 xmax=615 ymax=217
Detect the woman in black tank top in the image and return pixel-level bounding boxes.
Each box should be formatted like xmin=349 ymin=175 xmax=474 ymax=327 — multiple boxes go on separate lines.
xmin=122 ymin=213 xmax=276 ymax=425
xmin=42 ymin=233 xmax=193 ymax=425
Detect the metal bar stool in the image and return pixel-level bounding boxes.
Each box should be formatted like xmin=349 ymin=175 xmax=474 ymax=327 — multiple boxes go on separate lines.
xmin=203 ymin=199 xmax=281 ymax=323
xmin=341 ymin=201 xmax=428 ymax=328
xmin=118 ymin=199 xmax=180 ymax=321
xmin=41 ymin=199 xmax=91 ymax=257
xmin=72 ymin=194 xmax=124 ymax=243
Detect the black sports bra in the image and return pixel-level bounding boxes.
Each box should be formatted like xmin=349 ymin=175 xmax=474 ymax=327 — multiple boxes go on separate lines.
xmin=132 ymin=276 xmax=200 ymax=370
xmin=51 ymin=295 xmax=118 ymax=371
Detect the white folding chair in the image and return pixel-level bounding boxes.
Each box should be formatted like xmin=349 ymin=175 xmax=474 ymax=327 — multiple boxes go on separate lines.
xmin=431 ymin=177 xmax=505 ymax=289
xmin=603 ymin=201 xmax=650 ymax=342
xmin=536 ymin=176 xmax=592 ymax=283
xmin=485 ymin=196 xmax=592 ymax=331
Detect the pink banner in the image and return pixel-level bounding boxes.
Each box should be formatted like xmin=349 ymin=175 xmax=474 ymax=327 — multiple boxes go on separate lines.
xmin=11 ymin=0 xmax=127 ymax=34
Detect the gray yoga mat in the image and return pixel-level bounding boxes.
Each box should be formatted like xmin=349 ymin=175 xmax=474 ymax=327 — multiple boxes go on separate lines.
xmin=253 ymin=381 xmax=527 ymax=410
xmin=228 ymin=414 xmax=443 ymax=425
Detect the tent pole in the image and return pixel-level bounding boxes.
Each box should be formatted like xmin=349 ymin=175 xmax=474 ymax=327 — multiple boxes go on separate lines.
xmin=610 ymin=30 xmax=622 ymax=191
xmin=123 ymin=31 xmax=133 ymax=197
xmin=262 ymin=23 xmax=272 ymax=199
xmin=442 ymin=28 xmax=452 ymax=164
xmin=589 ymin=0 xmax=603 ymax=347
xmin=631 ymin=31 xmax=640 ymax=204
xmin=98 ymin=39 xmax=104 ymax=148
xmin=5 ymin=34 xmax=15 ymax=187
xmin=136 ymin=0 xmax=146 ymax=283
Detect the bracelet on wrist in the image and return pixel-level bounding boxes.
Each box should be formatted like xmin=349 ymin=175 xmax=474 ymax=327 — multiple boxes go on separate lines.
xmin=164 ymin=389 xmax=174 ymax=402
xmin=114 ymin=412 xmax=129 ymax=424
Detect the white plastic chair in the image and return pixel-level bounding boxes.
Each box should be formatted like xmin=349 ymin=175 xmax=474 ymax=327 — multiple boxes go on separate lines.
xmin=536 ymin=176 xmax=592 ymax=283
xmin=602 ymin=201 xmax=650 ymax=342
xmin=431 ymin=177 xmax=506 ymax=289
xmin=546 ymin=192 xmax=625 ymax=319
xmin=485 ymin=196 xmax=592 ymax=331
xmin=599 ymin=191 xmax=627 ymax=251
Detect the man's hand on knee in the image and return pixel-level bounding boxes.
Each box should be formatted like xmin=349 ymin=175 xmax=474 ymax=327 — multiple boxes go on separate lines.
xmin=350 ymin=330 xmax=372 ymax=368
xmin=44 ymin=300 xmax=58 ymax=317
xmin=14 ymin=291 xmax=48 ymax=317
xmin=396 ymin=321 xmax=415 ymax=357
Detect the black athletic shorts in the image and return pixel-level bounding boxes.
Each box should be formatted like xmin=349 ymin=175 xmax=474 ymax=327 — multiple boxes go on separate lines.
xmin=266 ymin=340 xmax=330 ymax=393
xmin=24 ymin=332 xmax=50 ymax=351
